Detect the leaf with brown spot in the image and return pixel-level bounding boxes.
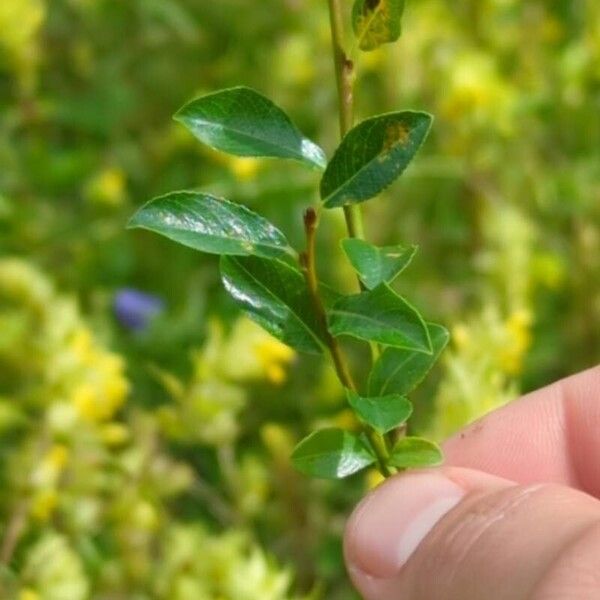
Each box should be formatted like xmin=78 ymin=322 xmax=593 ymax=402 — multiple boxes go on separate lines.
xmin=352 ymin=0 xmax=406 ymax=52
xmin=320 ymin=111 xmax=433 ymax=209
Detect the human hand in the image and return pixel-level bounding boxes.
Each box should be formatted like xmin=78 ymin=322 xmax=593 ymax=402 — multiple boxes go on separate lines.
xmin=344 ymin=366 xmax=600 ymax=599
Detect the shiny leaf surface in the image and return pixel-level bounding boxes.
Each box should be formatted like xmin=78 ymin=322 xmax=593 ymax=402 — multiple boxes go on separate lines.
xmin=128 ymin=191 xmax=294 ymax=260
xmin=175 ymin=86 xmax=327 ymax=170
xmin=291 ymin=428 xmax=376 ymax=479
xmin=320 ymin=112 xmax=433 ymax=208
xmin=328 ymin=283 xmax=431 ymax=352
xmin=220 ymin=255 xmax=326 ymax=354
xmin=341 ymin=238 xmax=417 ymax=289
xmin=368 ymin=323 xmax=450 ymax=396
xmin=346 ymin=390 xmax=413 ymax=435
xmin=388 ymin=437 xmax=444 ymax=469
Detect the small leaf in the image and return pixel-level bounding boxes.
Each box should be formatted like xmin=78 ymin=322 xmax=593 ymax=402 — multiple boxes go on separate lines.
xmin=388 ymin=437 xmax=443 ymax=469
xmin=320 ymin=112 xmax=433 ymax=208
xmin=341 ymin=238 xmax=417 ymax=289
xmin=128 ymin=191 xmax=294 ymax=260
xmin=368 ymin=323 xmax=449 ymax=396
xmin=220 ymin=255 xmax=327 ymax=354
xmin=346 ymin=390 xmax=412 ymax=435
xmin=291 ymin=428 xmax=376 ymax=479
xmin=328 ymin=283 xmax=431 ymax=352
xmin=352 ymin=0 xmax=406 ymax=52
xmin=175 ymin=86 xmax=326 ymax=170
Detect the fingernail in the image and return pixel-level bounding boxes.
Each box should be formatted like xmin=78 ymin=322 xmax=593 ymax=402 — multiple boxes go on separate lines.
xmin=345 ymin=472 xmax=464 ymax=578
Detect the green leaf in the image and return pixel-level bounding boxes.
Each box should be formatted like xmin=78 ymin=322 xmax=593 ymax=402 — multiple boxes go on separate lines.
xmin=341 ymin=238 xmax=417 ymax=289
xmin=352 ymin=0 xmax=406 ymax=52
xmin=346 ymin=390 xmax=412 ymax=435
xmin=174 ymin=86 xmax=326 ymax=170
xmin=220 ymin=255 xmax=327 ymax=355
xmin=388 ymin=437 xmax=444 ymax=469
xmin=128 ymin=191 xmax=294 ymax=260
xmin=320 ymin=111 xmax=433 ymax=208
xmin=328 ymin=283 xmax=431 ymax=352
xmin=291 ymin=428 xmax=376 ymax=479
xmin=368 ymin=323 xmax=450 ymax=396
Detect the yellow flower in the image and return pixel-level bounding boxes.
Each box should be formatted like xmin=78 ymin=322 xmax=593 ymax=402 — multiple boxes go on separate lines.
xmin=0 ymin=0 xmax=45 ymax=90
xmin=85 ymin=167 xmax=127 ymax=207
xmin=131 ymin=500 xmax=159 ymax=531
xmin=19 ymin=589 xmax=40 ymax=600
xmin=96 ymin=351 xmax=126 ymax=373
xmin=276 ymin=35 xmax=316 ymax=86
xmin=439 ymin=51 xmax=516 ymax=135
xmin=219 ymin=318 xmax=296 ymax=385
xmin=253 ymin=337 xmax=295 ymax=385
xmin=46 ymin=444 xmax=69 ymax=471
xmin=261 ymin=423 xmax=294 ymax=458
xmin=69 ymin=327 xmax=94 ymax=364
xmin=31 ymin=444 xmax=69 ymax=488
xmin=452 ymin=323 xmax=470 ymax=350
xmin=30 ymin=489 xmax=58 ymax=522
xmin=69 ymin=344 xmax=129 ymax=422
xmin=104 ymin=374 xmax=130 ymax=407
xmin=500 ymin=309 xmax=532 ymax=375
xmin=100 ymin=422 xmax=130 ymax=447
xmin=228 ymin=157 xmax=261 ymax=182
xmin=71 ymin=383 xmax=98 ymax=421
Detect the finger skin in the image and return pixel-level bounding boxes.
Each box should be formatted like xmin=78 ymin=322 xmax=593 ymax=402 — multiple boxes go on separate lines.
xmin=444 ymin=365 xmax=600 ymax=496
xmin=345 ymin=467 xmax=600 ymax=600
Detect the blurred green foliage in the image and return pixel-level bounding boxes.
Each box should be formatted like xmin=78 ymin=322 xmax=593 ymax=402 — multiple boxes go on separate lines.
xmin=0 ymin=0 xmax=599 ymax=597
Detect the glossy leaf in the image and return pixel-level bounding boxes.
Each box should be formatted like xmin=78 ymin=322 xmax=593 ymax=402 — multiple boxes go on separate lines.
xmin=128 ymin=191 xmax=294 ymax=260
xmin=175 ymin=86 xmax=326 ymax=170
xmin=368 ymin=323 xmax=450 ymax=396
xmin=220 ymin=255 xmax=327 ymax=354
xmin=291 ymin=428 xmax=376 ymax=479
xmin=328 ymin=283 xmax=431 ymax=352
xmin=346 ymin=390 xmax=413 ymax=435
xmin=352 ymin=0 xmax=406 ymax=51
xmin=320 ymin=112 xmax=433 ymax=208
xmin=388 ymin=437 xmax=444 ymax=469
xmin=341 ymin=238 xmax=417 ymax=289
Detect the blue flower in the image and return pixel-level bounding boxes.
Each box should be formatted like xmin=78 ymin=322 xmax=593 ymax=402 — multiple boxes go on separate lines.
xmin=114 ymin=289 xmax=164 ymax=331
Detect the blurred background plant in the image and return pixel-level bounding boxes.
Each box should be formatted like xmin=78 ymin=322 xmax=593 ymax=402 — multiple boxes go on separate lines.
xmin=0 ymin=0 xmax=598 ymax=597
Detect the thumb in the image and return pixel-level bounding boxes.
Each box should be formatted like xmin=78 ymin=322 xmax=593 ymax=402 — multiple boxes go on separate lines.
xmin=344 ymin=467 xmax=600 ymax=600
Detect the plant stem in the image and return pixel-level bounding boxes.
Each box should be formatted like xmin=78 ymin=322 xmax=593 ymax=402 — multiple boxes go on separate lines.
xmin=326 ymin=0 xmax=383 ymax=370
xmin=326 ymin=0 xmax=367 ymax=247
xmin=302 ymin=209 xmax=356 ymax=391
xmin=324 ymin=0 xmax=392 ymax=476
xmin=302 ymin=209 xmax=391 ymax=477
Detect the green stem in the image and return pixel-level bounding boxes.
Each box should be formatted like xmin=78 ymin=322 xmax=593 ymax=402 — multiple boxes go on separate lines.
xmin=326 ymin=0 xmax=382 ymax=368
xmin=302 ymin=209 xmax=356 ymax=391
xmin=324 ymin=0 xmax=391 ymax=476
xmin=326 ymin=0 xmax=367 ymax=250
xmin=302 ymin=209 xmax=391 ymax=477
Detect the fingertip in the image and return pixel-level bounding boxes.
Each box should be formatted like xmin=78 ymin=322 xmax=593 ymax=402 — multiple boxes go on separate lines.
xmin=344 ymin=468 xmax=513 ymax=581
